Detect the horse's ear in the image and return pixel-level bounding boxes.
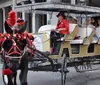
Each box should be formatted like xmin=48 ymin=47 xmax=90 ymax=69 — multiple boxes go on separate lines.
xmin=5 ymin=21 xmax=13 ymax=34
xmin=18 ymin=21 xmax=27 ymax=33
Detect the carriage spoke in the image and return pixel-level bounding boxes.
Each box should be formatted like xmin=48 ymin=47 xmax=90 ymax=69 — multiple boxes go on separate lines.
xmin=61 ymin=54 xmax=69 ymax=85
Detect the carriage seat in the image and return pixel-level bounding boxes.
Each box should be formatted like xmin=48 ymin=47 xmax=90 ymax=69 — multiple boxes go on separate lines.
xmin=70 ymin=27 xmax=96 ymax=44
xmin=96 ymin=27 xmax=100 ymax=38
xmin=96 ymin=27 xmax=100 ymax=44
xmin=64 ymin=24 xmax=78 ymax=41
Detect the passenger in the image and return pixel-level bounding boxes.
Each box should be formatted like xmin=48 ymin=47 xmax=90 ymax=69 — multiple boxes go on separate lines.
xmin=91 ymin=18 xmax=95 ymax=25
xmin=87 ymin=17 xmax=98 ymax=40
xmin=50 ymin=12 xmax=69 ymax=54
xmin=68 ymin=16 xmax=77 ymax=24
xmin=97 ymin=19 xmax=100 ymax=27
xmin=86 ymin=17 xmax=95 ymax=29
xmin=91 ymin=18 xmax=98 ymax=28
xmin=17 ymin=18 xmax=25 ymax=28
xmin=93 ymin=19 xmax=100 ymax=40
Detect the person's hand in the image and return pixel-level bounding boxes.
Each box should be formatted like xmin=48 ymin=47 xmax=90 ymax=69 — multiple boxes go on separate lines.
xmin=56 ymin=29 xmax=60 ymax=33
xmin=93 ymin=30 xmax=96 ymax=34
xmin=57 ymin=28 xmax=64 ymax=31
xmin=51 ymin=29 xmax=56 ymax=31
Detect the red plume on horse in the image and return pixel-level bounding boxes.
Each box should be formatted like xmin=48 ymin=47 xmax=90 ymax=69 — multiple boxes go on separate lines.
xmin=6 ymin=10 xmax=16 ymax=27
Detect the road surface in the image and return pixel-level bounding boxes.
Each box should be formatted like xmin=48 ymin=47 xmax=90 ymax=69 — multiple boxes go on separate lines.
xmin=0 ymin=65 xmax=100 ymax=85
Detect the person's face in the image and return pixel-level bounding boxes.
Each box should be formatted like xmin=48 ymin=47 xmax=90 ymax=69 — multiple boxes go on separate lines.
xmin=98 ymin=19 xmax=100 ymax=25
xmin=18 ymin=21 xmax=24 ymax=26
xmin=58 ymin=15 xmax=64 ymax=20
xmin=86 ymin=17 xmax=92 ymax=25
xmin=91 ymin=18 xmax=94 ymax=23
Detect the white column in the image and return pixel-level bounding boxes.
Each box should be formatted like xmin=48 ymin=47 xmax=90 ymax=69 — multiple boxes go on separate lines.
xmin=71 ymin=0 xmax=76 ymax=4
xmin=47 ymin=0 xmax=60 ymax=25
xmin=12 ymin=0 xmax=17 ymax=10
xmin=2 ymin=8 xmax=5 ymax=33
xmin=31 ymin=0 xmax=35 ymax=3
xmin=47 ymin=12 xmax=53 ymax=24
xmin=47 ymin=14 xmax=50 ymax=24
xmin=32 ymin=13 xmax=35 ymax=33
xmin=31 ymin=0 xmax=35 ymax=33
xmin=22 ymin=12 xmax=25 ymax=20
xmin=21 ymin=2 xmax=25 ymax=20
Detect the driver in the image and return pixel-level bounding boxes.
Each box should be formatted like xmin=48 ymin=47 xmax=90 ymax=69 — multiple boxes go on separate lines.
xmin=50 ymin=12 xmax=69 ymax=54
xmin=15 ymin=17 xmax=26 ymax=33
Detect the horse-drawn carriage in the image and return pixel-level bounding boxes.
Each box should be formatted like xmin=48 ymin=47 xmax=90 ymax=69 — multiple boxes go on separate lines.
xmin=33 ymin=23 xmax=100 ymax=85
xmin=1 ymin=2 xmax=100 ymax=85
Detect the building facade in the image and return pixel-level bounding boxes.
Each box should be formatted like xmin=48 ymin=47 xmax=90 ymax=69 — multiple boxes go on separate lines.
xmin=0 ymin=0 xmax=100 ymax=33
xmin=0 ymin=0 xmax=31 ymax=33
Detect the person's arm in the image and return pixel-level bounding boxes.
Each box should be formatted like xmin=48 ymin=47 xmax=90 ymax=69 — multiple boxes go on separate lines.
xmin=63 ymin=20 xmax=69 ymax=31
xmin=56 ymin=20 xmax=60 ymax=30
xmin=57 ymin=28 xmax=66 ymax=31
xmin=18 ymin=21 xmax=27 ymax=33
xmin=57 ymin=20 xmax=69 ymax=33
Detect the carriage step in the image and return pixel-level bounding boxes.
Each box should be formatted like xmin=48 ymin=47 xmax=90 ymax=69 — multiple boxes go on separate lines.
xmin=28 ymin=58 xmax=47 ymax=61
xmin=77 ymin=68 xmax=100 ymax=73
xmin=28 ymin=63 xmax=61 ymax=71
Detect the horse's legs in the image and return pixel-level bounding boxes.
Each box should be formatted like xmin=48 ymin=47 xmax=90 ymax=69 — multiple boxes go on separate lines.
xmin=19 ymin=68 xmax=28 ymax=85
xmin=19 ymin=55 xmax=28 ymax=85
xmin=13 ymin=72 xmax=17 ymax=85
xmin=10 ymin=62 xmax=18 ymax=85
xmin=8 ymin=74 xmax=14 ymax=85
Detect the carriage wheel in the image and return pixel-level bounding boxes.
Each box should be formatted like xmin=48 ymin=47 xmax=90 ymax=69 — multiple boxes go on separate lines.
xmin=61 ymin=54 xmax=68 ymax=85
xmin=2 ymin=63 xmax=13 ymax=85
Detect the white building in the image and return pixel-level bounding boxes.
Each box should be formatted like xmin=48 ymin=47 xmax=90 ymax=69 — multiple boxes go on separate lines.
xmin=0 ymin=0 xmax=100 ymax=33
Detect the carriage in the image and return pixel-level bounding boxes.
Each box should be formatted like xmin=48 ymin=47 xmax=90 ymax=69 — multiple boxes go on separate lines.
xmin=1 ymin=2 xmax=100 ymax=85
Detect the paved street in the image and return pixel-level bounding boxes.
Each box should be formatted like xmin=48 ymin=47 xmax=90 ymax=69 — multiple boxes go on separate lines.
xmin=0 ymin=64 xmax=100 ymax=85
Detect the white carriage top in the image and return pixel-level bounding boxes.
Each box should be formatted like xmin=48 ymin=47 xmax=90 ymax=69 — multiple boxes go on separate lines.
xmin=38 ymin=24 xmax=99 ymax=43
xmin=38 ymin=24 xmax=94 ymax=38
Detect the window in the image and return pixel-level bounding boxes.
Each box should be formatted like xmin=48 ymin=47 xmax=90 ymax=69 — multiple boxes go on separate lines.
xmin=35 ymin=0 xmax=46 ymax=3
xmin=61 ymin=0 xmax=71 ymax=3
xmin=35 ymin=14 xmax=47 ymax=32
xmin=76 ymin=0 xmax=86 ymax=5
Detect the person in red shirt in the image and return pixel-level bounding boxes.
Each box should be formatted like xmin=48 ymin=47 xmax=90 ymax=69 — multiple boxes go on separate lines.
xmin=50 ymin=12 xmax=69 ymax=54
xmin=56 ymin=12 xmax=69 ymax=34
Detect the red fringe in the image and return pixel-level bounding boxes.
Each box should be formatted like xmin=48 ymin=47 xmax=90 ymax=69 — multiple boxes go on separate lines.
xmin=2 ymin=68 xmax=12 ymax=75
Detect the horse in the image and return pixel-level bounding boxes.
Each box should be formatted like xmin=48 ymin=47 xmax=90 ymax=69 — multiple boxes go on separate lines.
xmin=1 ymin=21 xmax=34 ymax=85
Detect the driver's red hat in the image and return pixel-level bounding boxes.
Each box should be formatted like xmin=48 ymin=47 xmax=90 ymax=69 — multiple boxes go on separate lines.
xmin=17 ymin=18 xmax=24 ymax=23
xmin=56 ymin=12 xmax=66 ymax=18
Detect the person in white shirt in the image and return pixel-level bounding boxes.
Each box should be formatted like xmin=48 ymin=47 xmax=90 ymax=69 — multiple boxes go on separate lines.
xmin=97 ymin=19 xmax=100 ymax=27
xmin=86 ymin=17 xmax=95 ymax=29
xmin=82 ymin=17 xmax=98 ymax=40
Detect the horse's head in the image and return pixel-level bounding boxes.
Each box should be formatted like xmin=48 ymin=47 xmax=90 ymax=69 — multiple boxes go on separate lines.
xmin=2 ymin=34 xmax=27 ymax=56
xmin=3 ymin=20 xmax=28 ymax=55
xmin=5 ymin=21 xmax=27 ymax=34
xmin=1 ymin=21 xmax=34 ymax=70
